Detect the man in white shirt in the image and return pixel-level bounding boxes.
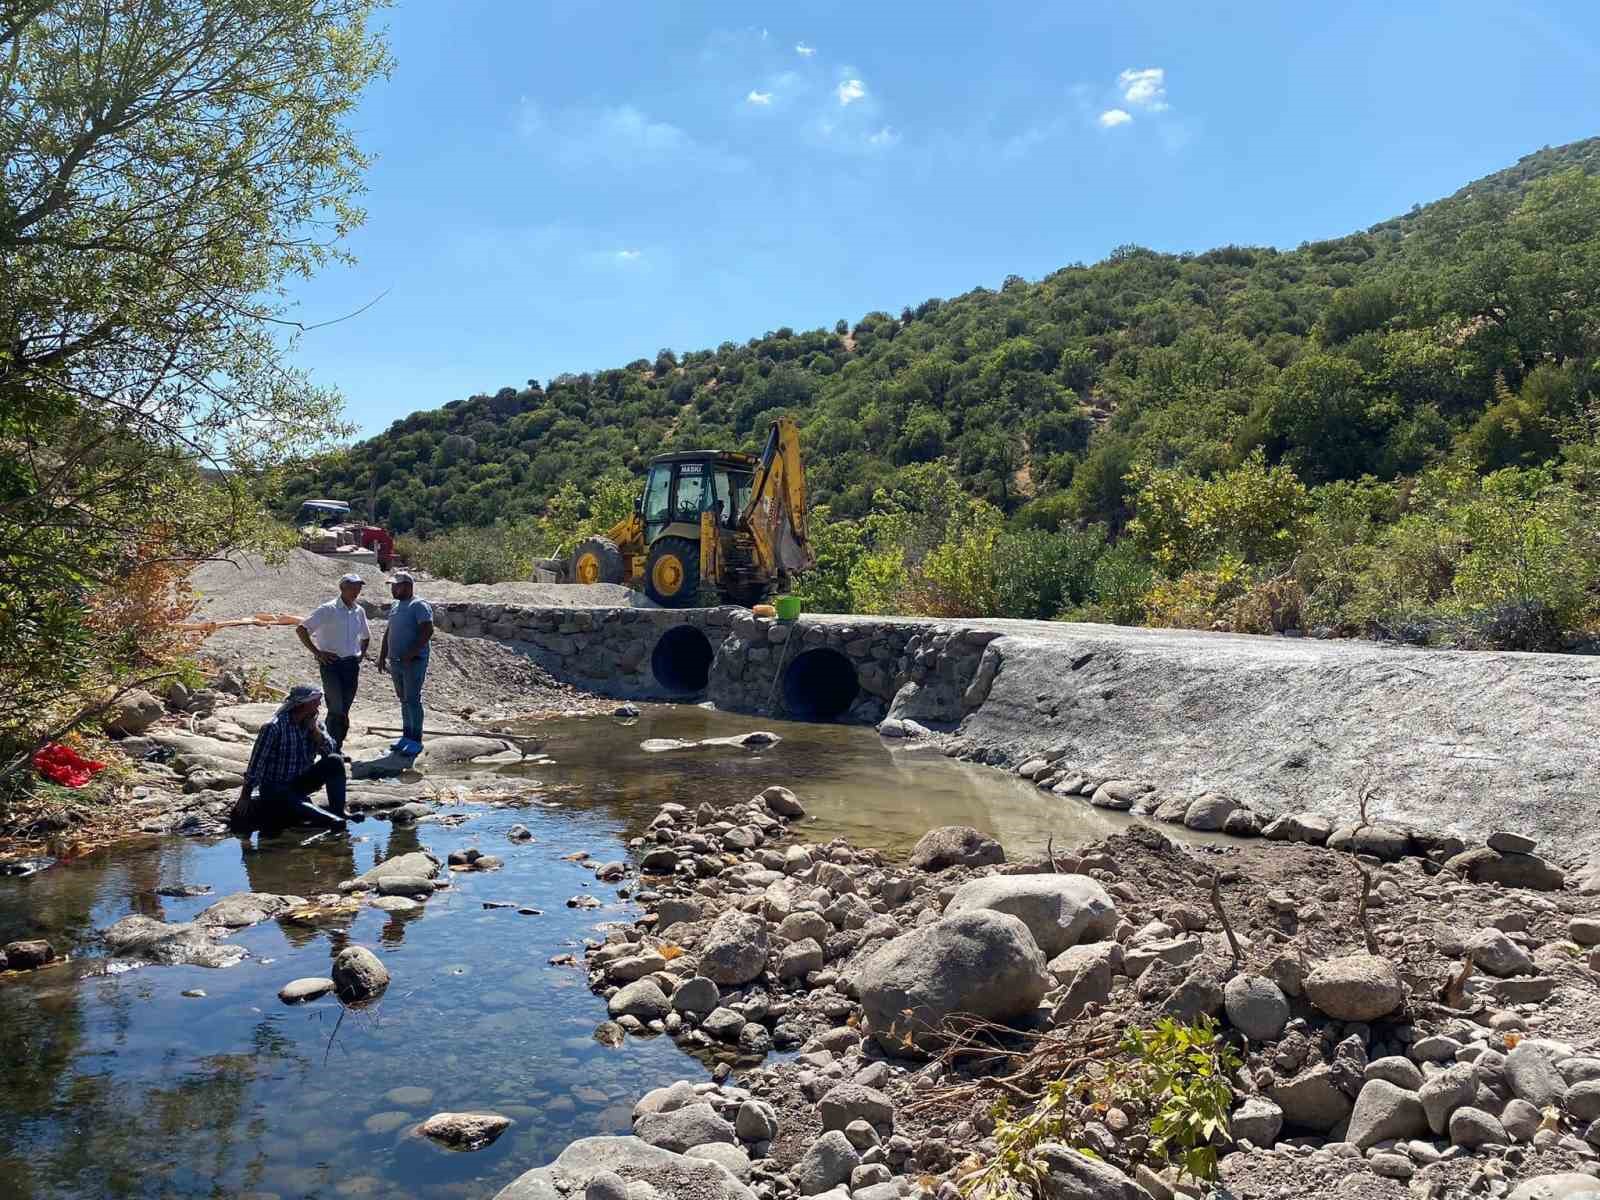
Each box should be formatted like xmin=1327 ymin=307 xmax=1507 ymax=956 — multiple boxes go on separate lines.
xmin=295 ymin=573 xmax=371 ymax=751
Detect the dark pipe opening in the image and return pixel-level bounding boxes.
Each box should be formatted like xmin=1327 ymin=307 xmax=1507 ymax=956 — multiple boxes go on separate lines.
xmin=651 ymin=625 xmax=714 ymax=695
xmin=782 ymin=648 xmax=860 ymax=722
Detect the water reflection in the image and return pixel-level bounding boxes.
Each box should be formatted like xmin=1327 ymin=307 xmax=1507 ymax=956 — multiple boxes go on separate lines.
xmin=0 ymin=706 xmax=1141 ymax=1200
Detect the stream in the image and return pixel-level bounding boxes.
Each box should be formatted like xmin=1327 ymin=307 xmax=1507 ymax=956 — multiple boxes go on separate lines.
xmin=0 ymin=707 xmax=1152 ymax=1200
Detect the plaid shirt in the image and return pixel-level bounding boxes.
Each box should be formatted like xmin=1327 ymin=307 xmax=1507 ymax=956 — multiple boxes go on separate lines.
xmin=244 ymin=711 xmax=334 ymax=789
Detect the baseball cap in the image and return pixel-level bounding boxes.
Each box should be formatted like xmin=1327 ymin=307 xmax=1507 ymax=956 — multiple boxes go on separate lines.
xmin=339 ymin=573 xmax=365 ymax=586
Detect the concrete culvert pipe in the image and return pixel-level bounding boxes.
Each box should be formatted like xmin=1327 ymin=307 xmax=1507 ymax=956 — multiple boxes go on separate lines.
xmin=782 ymin=648 xmax=860 ymax=722
xmin=651 ymin=625 xmax=714 ymax=695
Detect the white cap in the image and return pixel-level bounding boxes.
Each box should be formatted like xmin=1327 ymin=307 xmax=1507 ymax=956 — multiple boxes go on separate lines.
xmin=339 ymin=573 xmax=365 ymax=586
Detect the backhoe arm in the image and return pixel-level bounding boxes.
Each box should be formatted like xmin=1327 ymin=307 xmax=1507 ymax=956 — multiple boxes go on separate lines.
xmin=738 ymin=417 xmax=814 ymax=577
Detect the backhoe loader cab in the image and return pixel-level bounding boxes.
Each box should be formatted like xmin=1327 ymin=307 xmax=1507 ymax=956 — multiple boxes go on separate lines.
xmin=567 ymin=418 xmax=813 ymax=609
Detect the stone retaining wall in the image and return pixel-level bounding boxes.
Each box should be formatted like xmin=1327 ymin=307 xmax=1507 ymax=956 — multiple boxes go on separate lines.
xmin=371 ymin=600 xmax=998 ymax=723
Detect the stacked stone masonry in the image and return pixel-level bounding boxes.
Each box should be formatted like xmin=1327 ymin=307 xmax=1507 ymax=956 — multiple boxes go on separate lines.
xmin=381 ymin=601 xmax=1001 ymax=724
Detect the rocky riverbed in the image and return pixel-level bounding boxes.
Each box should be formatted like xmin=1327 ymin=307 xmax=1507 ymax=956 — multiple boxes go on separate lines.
xmin=497 ymin=777 xmax=1600 ymax=1200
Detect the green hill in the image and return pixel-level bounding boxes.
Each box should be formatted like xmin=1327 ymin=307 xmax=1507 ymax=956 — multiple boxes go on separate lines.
xmin=286 ymin=138 xmax=1600 ymax=644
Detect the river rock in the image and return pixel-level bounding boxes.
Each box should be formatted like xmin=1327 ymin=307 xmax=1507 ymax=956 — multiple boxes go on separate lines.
xmin=278 ymin=977 xmax=335 ymax=1004
xmin=1443 ymin=847 xmax=1565 ymax=891
xmin=640 ymin=847 xmax=678 ymax=873
xmin=855 ymin=910 xmax=1049 ymax=1055
xmin=607 ymin=952 xmax=667 ymax=983
xmin=634 ymin=1103 xmax=736 ymax=1153
xmin=1567 ymin=1081 xmax=1600 ymax=1122
xmin=702 ymin=1007 xmax=746 ymax=1041
xmin=1506 ymin=1175 xmax=1600 ymax=1200
xmin=943 ymin=874 xmax=1117 ymax=957
xmin=656 ymin=897 xmax=704 ymax=930
xmin=1304 ymin=954 xmax=1405 ymax=1021
xmin=1182 ymin=794 xmax=1237 ymax=831
xmin=1570 ymin=918 xmax=1600 ymax=947
xmin=793 ymin=1130 xmax=860 ymax=1196
xmin=907 ymin=826 xmax=1004 ymax=872
xmin=1048 ymin=943 xmax=1116 ymax=1020
xmin=1262 ymin=812 xmax=1333 ymax=845
xmin=371 ymin=895 xmax=421 ymax=914
xmin=492 ymin=1136 xmax=754 ymax=1200
xmin=698 ymin=911 xmax=769 ymax=986
xmin=2 ymin=939 xmax=55 ymax=970
xmin=778 ymin=912 xmax=834 ymax=946
xmin=686 ymin=1143 xmax=752 ymax=1183
xmin=778 ymin=938 xmax=825 ymax=980
xmin=1366 ymin=1056 xmax=1425 ymax=1090
xmin=332 ymin=946 xmax=389 ymax=1003
xmin=195 ymin=892 xmax=304 ymax=929
xmin=1089 ymin=781 xmax=1144 ymax=810
xmin=608 ymin=980 xmax=670 ymax=1022
xmin=1469 ymin=928 xmax=1535 ymax=977
xmin=1451 ymin=1107 xmax=1509 ymax=1149
xmin=1035 ymin=1142 xmax=1149 ymax=1199
xmin=1347 ymin=1079 xmax=1429 ymax=1150
xmin=360 ymin=851 xmax=441 ymax=885
xmin=376 ymin=876 xmax=434 ymax=898
xmin=584 ymin=1171 xmax=628 ymax=1200
xmin=1419 ymin=1062 xmax=1478 ymax=1134
xmin=819 ymin=1084 xmax=894 ymax=1133
xmin=419 ymin=1111 xmax=512 ymax=1151
xmin=1506 ymin=1040 xmax=1572 ymax=1108
xmin=761 ymin=786 xmax=805 ymax=818
xmin=1268 ymin=1064 xmax=1354 ymax=1132
xmin=1224 ymin=974 xmax=1290 ymax=1042
xmin=1488 ymin=831 xmax=1538 ymax=854
xmin=669 ymin=976 xmax=720 ymax=1016
xmin=102 ymin=917 xmax=243 ymax=968
xmin=736 ymin=1099 xmax=779 ymax=1142
xmin=1232 ymin=1096 xmax=1284 ymax=1147
xmin=634 ymin=1081 xmax=698 ymax=1119
xmin=1326 ymin=823 xmax=1412 ymax=861
xmin=105 ymin=689 xmax=164 ymax=735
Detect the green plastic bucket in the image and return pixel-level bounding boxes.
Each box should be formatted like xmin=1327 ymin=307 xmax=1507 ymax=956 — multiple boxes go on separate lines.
xmin=774 ymin=595 xmax=803 ymax=621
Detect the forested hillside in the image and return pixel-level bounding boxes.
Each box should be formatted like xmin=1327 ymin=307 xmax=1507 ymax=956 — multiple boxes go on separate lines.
xmin=289 ymin=138 xmax=1600 ymax=645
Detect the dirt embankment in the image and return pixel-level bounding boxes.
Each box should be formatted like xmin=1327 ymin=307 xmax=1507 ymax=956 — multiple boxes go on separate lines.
xmin=189 ymin=551 xmax=615 ymax=722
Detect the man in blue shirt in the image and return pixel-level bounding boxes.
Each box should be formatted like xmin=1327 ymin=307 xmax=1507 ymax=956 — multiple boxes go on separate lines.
xmin=230 ymin=684 xmax=348 ymax=838
xmin=377 ymin=571 xmax=433 ymax=757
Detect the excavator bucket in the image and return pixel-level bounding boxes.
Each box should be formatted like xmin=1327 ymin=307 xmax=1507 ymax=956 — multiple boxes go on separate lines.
xmin=742 ymin=417 xmax=814 ymax=577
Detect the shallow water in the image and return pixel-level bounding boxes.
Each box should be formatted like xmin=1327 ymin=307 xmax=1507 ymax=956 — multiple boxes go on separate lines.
xmin=0 ymin=707 xmax=1146 ymax=1200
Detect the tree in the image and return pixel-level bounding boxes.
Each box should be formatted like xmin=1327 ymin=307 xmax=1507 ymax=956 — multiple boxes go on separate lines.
xmin=1 ymin=0 xmax=390 ymax=793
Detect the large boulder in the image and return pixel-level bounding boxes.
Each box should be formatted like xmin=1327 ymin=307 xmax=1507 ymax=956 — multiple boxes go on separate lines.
xmin=359 ymin=851 xmax=442 ymax=885
xmin=792 ymin=1131 xmax=860 ymax=1196
xmin=102 ymin=916 xmax=244 ymax=969
xmin=104 ymin=689 xmax=164 ymax=735
xmin=1326 ymin=823 xmax=1412 ymax=861
xmin=331 ymin=946 xmax=389 ymax=1004
xmin=1034 ymin=1143 xmax=1150 ymax=1200
xmin=1182 ymin=794 xmax=1238 ymax=832
xmin=419 ymin=1111 xmax=512 ymax=1151
xmin=1505 ymin=1040 xmax=1571 ymax=1108
xmin=608 ymin=980 xmax=670 ymax=1021
xmin=634 ymin=1104 xmax=736 ymax=1154
xmin=698 ymin=911 xmax=769 ymax=986
xmin=1304 ymin=954 xmax=1405 ymax=1021
xmin=194 ymin=892 xmax=304 ymax=929
xmin=761 ymin=786 xmax=805 ymax=819
xmin=1347 ymin=1080 xmax=1429 ymax=1150
xmin=1418 ymin=1063 xmax=1477 ymax=1135
xmin=907 ymin=826 xmax=1004 ymax=872
xmin=1268 ymin=1064 xmax=1355 ymax=1133
xmin=1231 ymin=1097 xmax=1284 ymax=1147
xmin=1468 ymin=929 xmax=1535 ymax=977
xmin=1223 ymin=974 xmax=1290 ymax=1042
xmin=2 ymin=939 xmax=57 ymax=970
xmin=492 ymin=1136 xmax=755 ymax=1200
xmin=1261 ymin=812 xmax=1333 ymax=845
xmin=943 ymin=874 xmax=1117 ymax=957
xmin=818 ymin=1084 xmax=894 ymax=1133
xmin=1443 ymin=848 xmax=1565 ymax=892
xmin=855 ymin=910 xmax=1049 ymax=1055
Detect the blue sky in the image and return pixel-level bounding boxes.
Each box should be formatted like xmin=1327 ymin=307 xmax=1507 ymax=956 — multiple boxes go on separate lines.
xmin=286 ymin=1 xmax=1600 ymax=437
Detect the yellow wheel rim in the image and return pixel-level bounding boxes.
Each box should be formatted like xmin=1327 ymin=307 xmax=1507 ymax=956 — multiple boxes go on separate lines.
xmin=575 ymin=552 xmax=601 ymax=584
xmin=651 ymin=553 xmax=685 ymax=597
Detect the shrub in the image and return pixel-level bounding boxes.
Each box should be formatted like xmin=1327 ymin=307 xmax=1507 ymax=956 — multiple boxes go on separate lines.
xmin=992 ymin=527 xmax=1108 ymax=620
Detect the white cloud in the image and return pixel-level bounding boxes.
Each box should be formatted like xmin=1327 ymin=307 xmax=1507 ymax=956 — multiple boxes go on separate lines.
xmin=1098 ymin=108 xmax=1132 ymax=128
xmin=1118 ymin=67 xmax=1168 ymax=111
xmin=616 ymin=249 xmax=641 ymax=261
xmin=746 ymin=90 xmax=772 ymax=105
xmin=867 ymin=126 xmax=898 ymax=147
xmin=837 ymin=78 xmax=866 ymax=106
xmin=517 ymin=99 xmax=744 ymax=173
xmin=795 ymin=41 xmax=816 ymax=56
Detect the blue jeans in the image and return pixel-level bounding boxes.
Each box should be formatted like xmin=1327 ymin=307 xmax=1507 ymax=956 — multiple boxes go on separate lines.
xmin=390 ymin=655 xmax=427 ymax=743
xmin=318 ymin=655 xmax=361 ymax=749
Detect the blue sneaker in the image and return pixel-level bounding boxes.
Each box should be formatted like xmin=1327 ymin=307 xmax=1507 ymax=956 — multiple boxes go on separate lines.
xmin=389 ymin=737 xmax=407 ymax=752
xmin=399 ymin=738 xmax=423 ymax=757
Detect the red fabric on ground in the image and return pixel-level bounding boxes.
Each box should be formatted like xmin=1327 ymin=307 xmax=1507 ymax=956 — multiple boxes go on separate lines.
xmin=32 ymin=743 xmax=107 ymax=788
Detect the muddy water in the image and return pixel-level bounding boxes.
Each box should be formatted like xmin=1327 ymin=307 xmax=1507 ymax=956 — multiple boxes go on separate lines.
xmin=0 ymin=708 xmax=1144 ymax=1200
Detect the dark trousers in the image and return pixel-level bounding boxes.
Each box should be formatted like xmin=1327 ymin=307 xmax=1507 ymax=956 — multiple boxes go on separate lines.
xmin=318 ymin=656 xmax=361 ymax=750
xmin=231 ymin=757 xmax=347 ymax=836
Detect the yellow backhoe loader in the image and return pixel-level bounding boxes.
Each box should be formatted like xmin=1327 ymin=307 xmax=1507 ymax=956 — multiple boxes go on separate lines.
xmin=568 ymin=417 xmax=813 ymax=608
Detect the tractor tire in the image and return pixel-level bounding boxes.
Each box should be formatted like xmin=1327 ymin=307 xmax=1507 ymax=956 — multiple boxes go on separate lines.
xmin=571 ymin=536 xmax=626 ymax=586
xmin=645 ymin=537 xmax=700 ymax=608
